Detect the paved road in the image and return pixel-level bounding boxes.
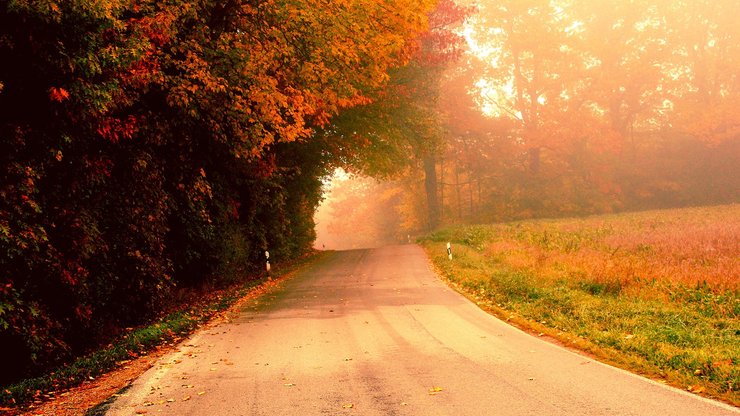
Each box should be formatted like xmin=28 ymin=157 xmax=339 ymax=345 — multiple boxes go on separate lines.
xmin=107 ymin=245 xmax=739 ymax=415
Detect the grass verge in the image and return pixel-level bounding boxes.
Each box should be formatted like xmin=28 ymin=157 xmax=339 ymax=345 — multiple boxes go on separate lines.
xmin=0 ymin=252 xmax=325 ymax=411
xmin=420 ymin=205 xmax=739 ymax=407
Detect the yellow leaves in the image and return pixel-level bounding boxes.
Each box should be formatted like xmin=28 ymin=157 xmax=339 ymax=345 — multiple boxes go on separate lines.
xmin=428 ymin=386 xmax=443 ymax=395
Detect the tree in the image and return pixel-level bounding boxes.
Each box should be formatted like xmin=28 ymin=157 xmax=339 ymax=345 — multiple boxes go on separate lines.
xmin=327 ymin=0 xmax=472 ymax=230
xmin=0 ymin=0 xmax=437 ymax=386
xmin=455 ymin=0 xmax=738 ymax=220
xmin=663 ymin=0 xmax=740 ymax=144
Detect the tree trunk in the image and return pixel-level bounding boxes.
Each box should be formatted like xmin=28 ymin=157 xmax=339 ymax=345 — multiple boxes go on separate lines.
xmin=423 ymin=155 xmax=439 ymax=230
xmin=528 ymin=147 xmax=541 ymax=174
xmin=455 ymin=165 xmax=462 ymax=220
xmin=469 ymin=171 xmax=474 ymax=217
xmin=439 ymin=156 xmax=444 ymax=220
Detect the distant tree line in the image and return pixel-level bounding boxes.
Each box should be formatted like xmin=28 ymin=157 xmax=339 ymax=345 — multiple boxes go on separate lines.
xmin=435 ymin=0 xmax=740 ymax=223
xmin=334 ymin=0 xmax=739 ymax=233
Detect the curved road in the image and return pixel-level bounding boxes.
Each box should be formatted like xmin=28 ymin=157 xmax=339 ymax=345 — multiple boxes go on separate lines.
xmin=107 ymin=245 xmax=738 ymax=415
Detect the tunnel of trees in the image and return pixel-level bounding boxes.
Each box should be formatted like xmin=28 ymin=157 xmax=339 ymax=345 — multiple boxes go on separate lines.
xmin=1 ymin=0 xmax=738 ymax=386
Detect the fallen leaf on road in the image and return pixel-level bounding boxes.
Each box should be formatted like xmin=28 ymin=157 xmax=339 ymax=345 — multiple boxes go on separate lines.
xmin=166 ymin=398 xmax=175 ymax=402
xmin=342 ymin=403 xmax=354 ymax=408
xmin=284 ymin=383 xmax=296 ymax=387
xmin=197 ymin=391 xmax=206 ymax=396
xmin=183 ymin=396 xmax=191 ymax=401
xmin=400 ymin=402 xmax=408 ymax=406
xmin=143 ymin=401 xmax=154 ymax=407
xmin=428 ymin=386 xmax=443 ymax=395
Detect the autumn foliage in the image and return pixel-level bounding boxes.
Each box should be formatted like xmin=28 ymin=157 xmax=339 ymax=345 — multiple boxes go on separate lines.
xmin=0 ymin=0 xmax=434 ymax=386
xmin=439 ymin=0 xmax=740 ymax=223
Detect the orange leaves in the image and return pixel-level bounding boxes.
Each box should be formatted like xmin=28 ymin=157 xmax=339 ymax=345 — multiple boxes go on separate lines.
xmin=153 ymin=0 xmax=437 ymax=161
xmin=672 ymin=100 xmax=740 ymax=145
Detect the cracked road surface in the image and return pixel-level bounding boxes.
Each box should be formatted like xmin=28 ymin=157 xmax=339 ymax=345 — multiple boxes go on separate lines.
xmin=106 ymin=245 xmax=739 ymax=415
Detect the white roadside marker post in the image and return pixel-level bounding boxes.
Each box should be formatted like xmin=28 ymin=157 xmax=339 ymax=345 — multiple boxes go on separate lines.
xmin=447 ymin=242 xmax=452 ymax=260
xmin=265 ymin=250 xmax=271 ymax=273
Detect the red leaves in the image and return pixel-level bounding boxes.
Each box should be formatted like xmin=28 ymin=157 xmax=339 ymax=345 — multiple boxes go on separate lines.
xmin=74 ymin=304 xmax=92 ymax=322
xmin=415 ymin=0 xmax=473 ymax=66
xmin=252 ymin=154 xmax=277 ymax=179
xmin=97 ymin=115 xmax=139 ymax=143
xmin=82 ymin=155 xmax=113 ymax=179
xmin=48 ymin=87 xmax=70 ymax=103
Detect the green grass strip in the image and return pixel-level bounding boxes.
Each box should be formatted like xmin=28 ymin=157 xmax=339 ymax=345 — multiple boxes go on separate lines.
xmin=0 ymin=252 xmax=323 ymax=408
xmin=420 ymin=239 xmax=739 ymax=407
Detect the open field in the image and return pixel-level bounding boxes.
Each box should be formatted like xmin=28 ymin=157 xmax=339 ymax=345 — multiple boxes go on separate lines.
xmin=421 ymin=204 xmax=740 ymax=406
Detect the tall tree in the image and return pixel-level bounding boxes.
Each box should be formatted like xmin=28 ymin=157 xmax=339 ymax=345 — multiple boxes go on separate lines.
xmin=328 ymin=0 xmax=472 ymax=230
xmin=0 ymin=0 xmax=437 ymax=385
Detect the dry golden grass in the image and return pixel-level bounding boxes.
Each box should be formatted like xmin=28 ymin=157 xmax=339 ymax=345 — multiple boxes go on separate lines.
xmin=422 ymin=204 xmax=739 ymax=405
xmin=480 ymin=204 xmax=739 ymax=297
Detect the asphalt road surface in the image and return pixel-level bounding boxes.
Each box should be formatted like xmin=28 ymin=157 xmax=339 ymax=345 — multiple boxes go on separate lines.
xmin=106 ymin=245 xmax=739 ymax=415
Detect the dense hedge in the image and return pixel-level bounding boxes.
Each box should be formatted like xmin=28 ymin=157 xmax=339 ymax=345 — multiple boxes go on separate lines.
xmin=0 ymin=0 xmax=431 ymax=386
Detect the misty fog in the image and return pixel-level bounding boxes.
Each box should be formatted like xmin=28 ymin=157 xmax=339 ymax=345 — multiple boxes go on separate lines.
xmin=315 ymin=0 xmax=739 ymax=248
